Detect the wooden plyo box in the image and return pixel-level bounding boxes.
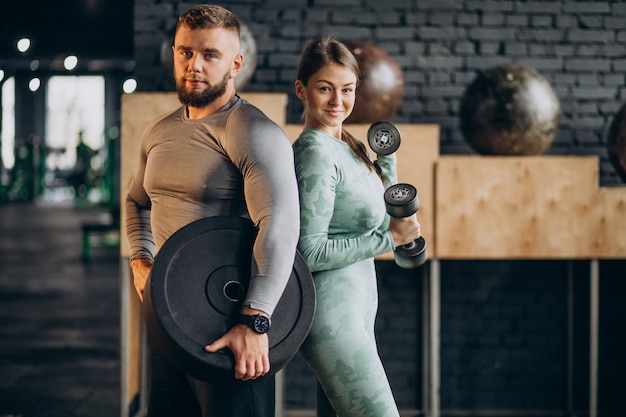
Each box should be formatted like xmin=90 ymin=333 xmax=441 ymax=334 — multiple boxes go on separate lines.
xmin=436 ymin=156 xmax=626 ymax=259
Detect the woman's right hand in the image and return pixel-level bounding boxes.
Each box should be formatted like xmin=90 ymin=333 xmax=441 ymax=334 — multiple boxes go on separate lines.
xmin=389 ymin=215 xmax=421 ymax=247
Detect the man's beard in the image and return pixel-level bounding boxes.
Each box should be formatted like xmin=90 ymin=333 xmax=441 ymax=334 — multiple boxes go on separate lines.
xmin=176 ymin=71 xmax=230 ymax=108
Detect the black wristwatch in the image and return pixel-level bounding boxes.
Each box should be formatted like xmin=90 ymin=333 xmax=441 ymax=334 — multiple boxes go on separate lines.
xmin=238 ymin=314 xmax=271 ymax=334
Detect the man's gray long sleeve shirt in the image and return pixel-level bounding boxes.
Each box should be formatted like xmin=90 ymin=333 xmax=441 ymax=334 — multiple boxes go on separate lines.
xmin=124 ymin=95 xmax=300 ymax=316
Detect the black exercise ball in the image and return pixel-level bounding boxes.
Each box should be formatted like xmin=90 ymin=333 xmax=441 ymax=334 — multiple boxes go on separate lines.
xmin=459 ymin=63 xmax=560 ymax=155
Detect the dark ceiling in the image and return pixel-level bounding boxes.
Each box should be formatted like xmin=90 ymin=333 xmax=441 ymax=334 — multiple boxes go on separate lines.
xmin=0 ymin=0 xmax=133 ymax=65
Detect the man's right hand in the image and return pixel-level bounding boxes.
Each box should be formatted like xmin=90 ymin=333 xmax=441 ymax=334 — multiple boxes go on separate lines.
xmin=129 ymin=258 xmax=153 ymax=302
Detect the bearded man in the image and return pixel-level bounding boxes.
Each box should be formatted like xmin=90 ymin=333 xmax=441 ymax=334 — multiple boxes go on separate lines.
xmin=124 ymin=4 xmax=300 ymax=416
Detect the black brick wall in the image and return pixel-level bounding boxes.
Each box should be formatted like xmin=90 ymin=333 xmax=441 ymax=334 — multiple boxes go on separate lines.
xmin=132 ymin=1 xmax=626 ymax=414
xmin=440 ymin=261 xmax=569 ymax=410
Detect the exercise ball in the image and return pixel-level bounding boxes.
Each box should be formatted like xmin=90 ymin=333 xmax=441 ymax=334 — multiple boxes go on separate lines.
xmin=160 ymin=21 xmax=257 ymax=91
xmin=344 ymin=40 xmax=404 ymax=124
xmin=459 ymin=63 xmax=560 ymax=155
xmin=607 ymin=102 xmax=626 ymax=183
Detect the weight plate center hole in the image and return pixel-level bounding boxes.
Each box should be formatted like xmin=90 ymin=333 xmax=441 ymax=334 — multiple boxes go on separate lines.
xmin=223 ymin=280 xmax=245 ymax=302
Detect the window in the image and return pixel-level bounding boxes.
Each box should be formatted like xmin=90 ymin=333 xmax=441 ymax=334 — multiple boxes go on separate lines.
xmin=1 ymin=77 xmax=16 ymax=174
xmin=46 ymin=75 xmax=105 ymax=170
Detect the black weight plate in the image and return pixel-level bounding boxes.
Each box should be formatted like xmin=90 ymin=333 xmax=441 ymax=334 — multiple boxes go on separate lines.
xmin=367 ymin=121 xmax=401 ymax=155
xmin=143 ymin=216 xmax=315 ymax=382
xmin=384 ymin=183 xmax=419 ymax=218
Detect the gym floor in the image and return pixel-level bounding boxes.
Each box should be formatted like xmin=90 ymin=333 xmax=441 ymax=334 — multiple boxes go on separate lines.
xmin=0 ymin=201 xmax=120 ymax=417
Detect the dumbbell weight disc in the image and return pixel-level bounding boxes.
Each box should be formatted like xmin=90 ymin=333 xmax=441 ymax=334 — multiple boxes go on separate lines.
xmin=143 ymin=216 xmax=316 ymax=382
xmin=395 ymin=236 xmax=428 ymax=269
xmin=367 ymin=121 xmax=402 ymax=155
xmin=384 ymin=183 xmax=419 ymax=218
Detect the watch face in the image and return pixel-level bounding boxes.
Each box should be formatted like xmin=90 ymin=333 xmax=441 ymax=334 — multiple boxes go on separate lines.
xmin=254 ymin=315 xmax=271 ymax=333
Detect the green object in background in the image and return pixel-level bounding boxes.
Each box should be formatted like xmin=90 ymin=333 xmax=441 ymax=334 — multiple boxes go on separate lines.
xmin=0 ymin=138 xmax=36 ymax=203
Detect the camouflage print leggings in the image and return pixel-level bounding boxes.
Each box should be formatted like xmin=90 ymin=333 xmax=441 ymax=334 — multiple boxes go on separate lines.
xmin=299 ymin=259 xmax=400 ymax=417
